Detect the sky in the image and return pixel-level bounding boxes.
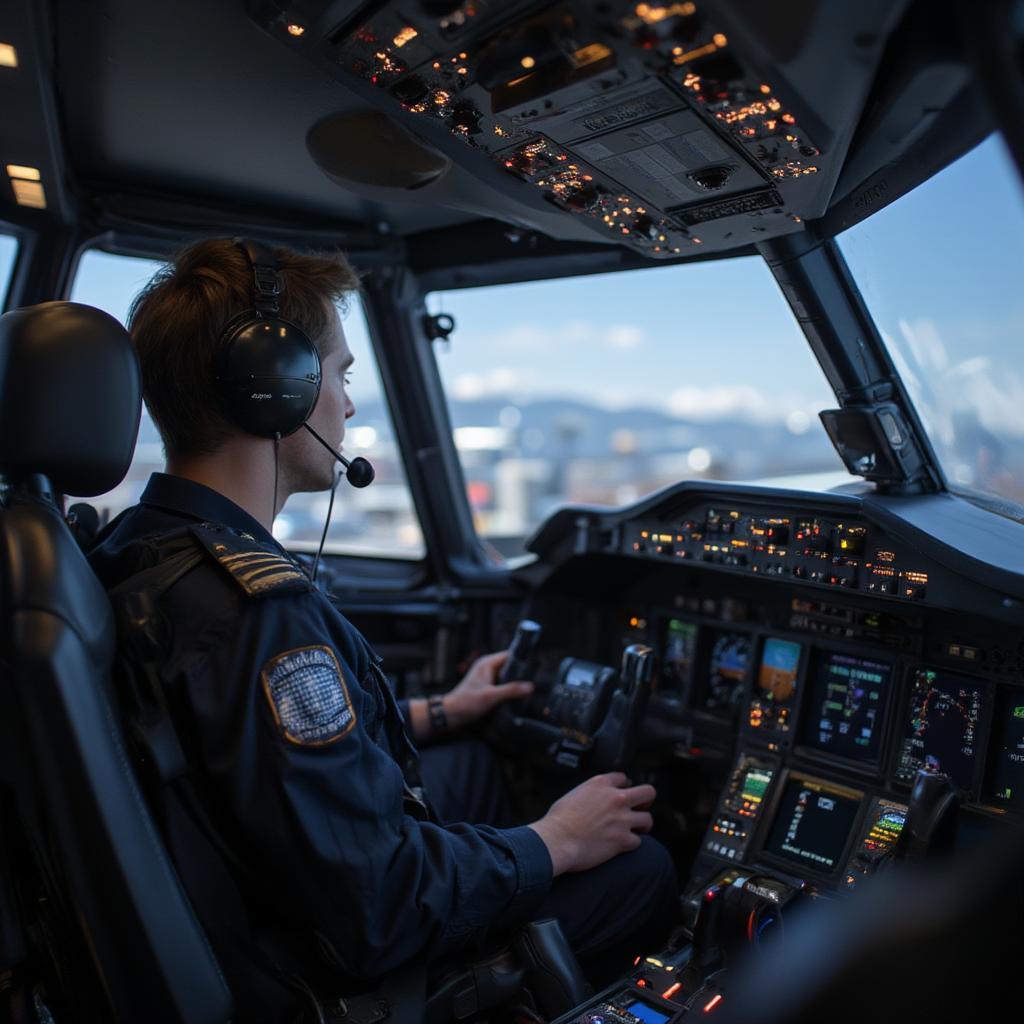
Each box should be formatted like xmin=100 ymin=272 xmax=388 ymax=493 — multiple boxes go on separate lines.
xmin=1 ymin=133 xmax=1021 ymax=499
xmin=429 ymin=251 xmax=835 ymax=429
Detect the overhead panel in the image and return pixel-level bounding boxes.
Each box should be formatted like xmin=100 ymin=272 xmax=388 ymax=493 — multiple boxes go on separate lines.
xmin=252 ymin=1 xmax=889 ymax=258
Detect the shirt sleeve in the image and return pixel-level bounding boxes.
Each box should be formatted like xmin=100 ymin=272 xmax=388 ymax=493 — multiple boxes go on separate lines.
xmin=166 ymin=576 xmax=552 ymax=980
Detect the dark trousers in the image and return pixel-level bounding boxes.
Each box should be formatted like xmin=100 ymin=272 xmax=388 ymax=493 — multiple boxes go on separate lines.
xmin=420 ymin=739 xmax=679 ymax=981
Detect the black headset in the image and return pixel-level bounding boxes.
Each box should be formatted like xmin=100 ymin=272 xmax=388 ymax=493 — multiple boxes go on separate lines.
xmin=216 ymin=238 xmax=375 ymax=488
xmin=215 ymin=239 xmax=322 ymax=439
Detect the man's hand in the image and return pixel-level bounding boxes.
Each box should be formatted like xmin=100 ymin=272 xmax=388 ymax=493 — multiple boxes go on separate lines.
xmin=405 ymin=650 xmax=534 ymax=741
xmin=444 ymin=650 xmax=534 ymax=730
xmin=529 ymin=773 xmax=656 ymax=876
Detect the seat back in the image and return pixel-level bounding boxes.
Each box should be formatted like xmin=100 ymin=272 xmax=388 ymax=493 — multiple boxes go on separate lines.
xmin=0 ymin=302 xmax=232 ymax=1023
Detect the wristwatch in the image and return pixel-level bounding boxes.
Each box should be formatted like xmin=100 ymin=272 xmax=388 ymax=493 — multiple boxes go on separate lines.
xmin=427 ymin=694 xmax=449 ymax=735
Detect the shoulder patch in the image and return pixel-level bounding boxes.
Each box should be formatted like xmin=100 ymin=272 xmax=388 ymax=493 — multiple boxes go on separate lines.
xmin=190 ymin=523 xmax=311 ymax=599
xmin=262 ymin=645 xmax=356 ymax=746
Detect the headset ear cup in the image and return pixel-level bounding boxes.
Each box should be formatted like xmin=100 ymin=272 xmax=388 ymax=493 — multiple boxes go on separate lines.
xmin=217 ymin=317 xmax=322 ymax=438
xmin=215 ymin=240 xmax=322 ymax=439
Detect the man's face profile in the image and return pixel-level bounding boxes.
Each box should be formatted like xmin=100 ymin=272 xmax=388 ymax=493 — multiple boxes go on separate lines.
xmin=279 ymin=306 xmax=355 ymax=494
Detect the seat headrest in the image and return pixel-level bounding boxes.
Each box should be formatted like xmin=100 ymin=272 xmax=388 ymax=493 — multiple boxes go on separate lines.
xmin=0 ymin=302 xmax=142 ymax=496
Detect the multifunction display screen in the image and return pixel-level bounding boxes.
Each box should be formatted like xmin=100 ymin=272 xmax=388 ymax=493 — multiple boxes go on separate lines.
xmin=988 ymin=686 xmax=1024 ymax=808
xmin=705 ymin=753 xmax=776 ymax=861
xmin=800 ymin=652 xmax=891 ymax=764
xmin=763 ymin=776 xmax=862 ymax=874
xmin=896 ymin=669 xmax=986 ymax=791
xmin=748 ymin=638 xmax=802 ymax=733
xmin=843 ymin=798 xmax=907 ymax=890
xmin=622 ymin=1000 xmax=672 ymax=1024
xmin=694 ymin=630 xmax=751 ymax=714
xmin=661 ymin=619 xmax=698 ymax=699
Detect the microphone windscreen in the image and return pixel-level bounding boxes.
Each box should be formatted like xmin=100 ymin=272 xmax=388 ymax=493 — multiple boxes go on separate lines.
xmin=346 ymin=457 xmax=375 ymax=488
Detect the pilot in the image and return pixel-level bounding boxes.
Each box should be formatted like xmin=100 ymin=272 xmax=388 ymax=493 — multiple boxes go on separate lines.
xmin=88 ymin=238 xmax=678 ymax=1017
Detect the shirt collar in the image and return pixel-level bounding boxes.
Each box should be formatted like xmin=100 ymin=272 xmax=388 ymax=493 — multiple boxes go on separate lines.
xmin=140 ymin=472 xmax=278 ymax=547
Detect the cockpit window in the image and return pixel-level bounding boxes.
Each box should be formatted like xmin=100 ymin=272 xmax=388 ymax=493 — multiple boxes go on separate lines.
xmin=0 ymin=233 xmax=18 ymax=309
xmin=839 ymin=134 xmax=1024 ymax=515
xmin=70 ymin=249 xmax=424 ymax=559
xmin=430 ymin=255 xmax=849 ymax=557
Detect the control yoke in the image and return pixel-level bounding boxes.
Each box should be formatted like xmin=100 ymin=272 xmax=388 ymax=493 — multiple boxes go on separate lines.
xmin=491 ymin=623 xmax=656 ymax=776
xmin=590 ymin=644 xmax=656 ymax=774
xmin=499 ymin=618 xmax=543 ymax=714
xmin=895 ymin=769 xmax=959 ymax=861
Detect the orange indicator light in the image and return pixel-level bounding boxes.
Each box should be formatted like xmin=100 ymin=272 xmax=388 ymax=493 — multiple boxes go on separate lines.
xmin=662 ymin=982 xmax=682 ymax=1000
xmin=704 ymin=994 xmax=723 ymax=1012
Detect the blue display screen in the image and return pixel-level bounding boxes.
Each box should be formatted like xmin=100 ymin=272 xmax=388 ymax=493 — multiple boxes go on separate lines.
xmin=624 ymin=1000 xmax=671 ymax=1024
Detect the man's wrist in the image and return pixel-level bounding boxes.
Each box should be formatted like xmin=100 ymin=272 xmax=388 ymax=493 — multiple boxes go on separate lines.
xmin=527 ymin=818 xmax=576 ymax=877
xmin=427 ymin=694 xmax=449 ymax=736
xmin=440 ymin=692 xmax=476 ymax=731
xmin=406 ymin=695 xmax=461 ymax=741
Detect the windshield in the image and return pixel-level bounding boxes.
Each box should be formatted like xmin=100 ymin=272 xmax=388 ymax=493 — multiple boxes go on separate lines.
xmin=431 ymin=255 xmax=849 ymax=557
xmin=839 ymin=134 xmax=1024 ymax=511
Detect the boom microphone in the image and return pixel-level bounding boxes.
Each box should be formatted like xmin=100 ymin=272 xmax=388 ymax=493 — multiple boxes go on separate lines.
xmin=303 ymin=423 xmax=376 ymax=488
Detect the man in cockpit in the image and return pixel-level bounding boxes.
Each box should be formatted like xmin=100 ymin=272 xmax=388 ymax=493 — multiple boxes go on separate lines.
xmin=89 ymin=238 xmax=677 ymax=1019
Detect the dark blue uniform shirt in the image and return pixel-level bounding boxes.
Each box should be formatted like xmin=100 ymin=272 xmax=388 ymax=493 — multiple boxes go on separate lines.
xmin=89 ymin=473 xmax=552 ymax=981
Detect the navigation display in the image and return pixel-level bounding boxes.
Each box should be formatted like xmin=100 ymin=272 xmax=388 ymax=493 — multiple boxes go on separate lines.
xmin=694 ymin=630 xmax=751 ymax=714
xmin=896 ymin=668 xmax=986 ymax=791
xmin=800 ymin=652 xmax=892 ymax=764
xmin=763 ymin=776 xmax=862 ymax=874
xmin=987 ymin=686 xmax=1024 ymax=808
xmin=661 ymin=618 xmax=698 ymax=700
xmin=748 ymin=637 xmax=802 ymax=733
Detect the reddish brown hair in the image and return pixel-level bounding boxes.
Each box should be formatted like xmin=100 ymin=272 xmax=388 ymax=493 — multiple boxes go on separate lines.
xmin=128 ymin=238 xmax=360 ymax=458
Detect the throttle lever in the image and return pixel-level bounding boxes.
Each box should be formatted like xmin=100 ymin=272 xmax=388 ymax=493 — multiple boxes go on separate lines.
xmin=589 ymin=643 xmax=655 ymax=774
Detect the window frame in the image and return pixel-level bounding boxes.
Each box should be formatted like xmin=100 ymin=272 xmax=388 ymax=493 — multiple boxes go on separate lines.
xmin=0 ymin=221 xmax=25 ymax=312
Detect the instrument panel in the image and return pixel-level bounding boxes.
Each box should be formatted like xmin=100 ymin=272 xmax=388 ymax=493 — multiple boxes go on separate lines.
xmin=623 ymin=503 xmax=933 ymax=602
xmin=622 ymin=588 xmax=1024 ymax=908
xmin=631 ymin=602 xmax=1023 ymax=803
xmin=524 ymin=483 xmax=1024 ymax=917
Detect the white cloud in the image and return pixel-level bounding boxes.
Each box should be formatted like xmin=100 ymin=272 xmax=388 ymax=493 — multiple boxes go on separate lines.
xmin=606 ymin=324 xmax=645 ymax=350
xmin=667 ymin=384 xmax=788 ymax=423
xmin=467 ymin=320 xmax=648 ymax=353
xmin=889 ymin=317 xmax=1024 ymax=443
xmin=451 ymin=366 xmax=533 ymax=400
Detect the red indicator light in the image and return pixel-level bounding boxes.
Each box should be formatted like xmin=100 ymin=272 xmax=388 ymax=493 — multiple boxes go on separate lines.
xmin=638 ymin=979 xmax=648 ymax=988
xmin=662 ymin=982 xmax=682 ymax=1000
xmin=633 ymin=956 xmax=642 ymax=966
xmin=704 ymin=994 xmax=723 ymax=1012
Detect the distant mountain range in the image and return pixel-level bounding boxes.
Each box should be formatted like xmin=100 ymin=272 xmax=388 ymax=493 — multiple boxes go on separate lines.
xmin=138 ymin=392 xmax=840 ymax=474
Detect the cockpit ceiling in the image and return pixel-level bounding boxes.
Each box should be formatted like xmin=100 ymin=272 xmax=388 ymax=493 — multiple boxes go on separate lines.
xmin=273 ymin=0 xmax=895 ymax=259
xmin=18 ymin=0 xmax=990 ymax=257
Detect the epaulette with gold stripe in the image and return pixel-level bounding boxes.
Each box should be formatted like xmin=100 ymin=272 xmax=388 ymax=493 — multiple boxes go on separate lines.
xmin=189 ymin=523 xmax=312 ymax=598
